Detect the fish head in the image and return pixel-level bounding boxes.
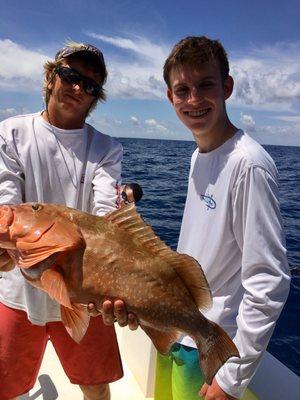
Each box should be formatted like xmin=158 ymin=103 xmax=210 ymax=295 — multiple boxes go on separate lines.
xmin=0 ymin=203 xmax=85 ymax=268
xmin=0 ymin=203 xmax=56 ymax=243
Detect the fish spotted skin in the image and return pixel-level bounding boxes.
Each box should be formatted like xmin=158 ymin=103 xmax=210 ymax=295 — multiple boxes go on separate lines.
xmin=0 ymin=202 xmax=239 ymax=384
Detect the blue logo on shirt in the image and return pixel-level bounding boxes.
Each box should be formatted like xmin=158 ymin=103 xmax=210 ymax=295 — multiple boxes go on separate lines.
xmin=200 ymin=194 xmax=216 ymax=210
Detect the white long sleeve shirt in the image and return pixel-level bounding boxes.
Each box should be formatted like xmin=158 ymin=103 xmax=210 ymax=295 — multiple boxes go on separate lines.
xmin=0 ymin=112 xmax=123 ymax=325
xmin=177 ymin=130 xmax=290 ymax=398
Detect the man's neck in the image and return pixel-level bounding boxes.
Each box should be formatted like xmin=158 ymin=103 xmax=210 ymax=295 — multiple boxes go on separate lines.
xmin=194 ymin=119 xmax=238 ymax=154
xmin=42 ymin=109 xmax=85 ymax=130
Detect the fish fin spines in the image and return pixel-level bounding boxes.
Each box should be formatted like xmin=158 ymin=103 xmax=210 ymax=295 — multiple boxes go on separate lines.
xmin=141 ymin=324 xmax=181 ymax=355
xmin=106 ymin=204 xmax=172 ymax=254
xmin=195 ymin=322 xmax=240 ymax=385
xmin=61 ymin=304 xmax=90 ymax=343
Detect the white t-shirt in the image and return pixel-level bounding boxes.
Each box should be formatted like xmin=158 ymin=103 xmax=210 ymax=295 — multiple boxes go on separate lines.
xmin=177 ymin=130 xmax=290 ymax=398
xmin=0 ymin=112 xmax=123 ymax=325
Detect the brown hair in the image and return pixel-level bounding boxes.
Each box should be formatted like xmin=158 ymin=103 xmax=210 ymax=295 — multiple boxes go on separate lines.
xmin=43 ymin=42 xmax=107 ymax=113
xmin=163 ymin=36 xmax=229 ymax=88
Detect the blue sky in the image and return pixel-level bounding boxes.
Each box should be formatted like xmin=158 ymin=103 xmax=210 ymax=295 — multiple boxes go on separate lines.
xmin=0 ymin=0 xmax=299 ymax=145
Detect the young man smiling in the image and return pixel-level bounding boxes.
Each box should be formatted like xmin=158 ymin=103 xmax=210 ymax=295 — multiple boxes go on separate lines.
xmin=154 ymin=36 xmax=290 ymax=400
xmin=0 ymin=42 xmax=136 ymax=400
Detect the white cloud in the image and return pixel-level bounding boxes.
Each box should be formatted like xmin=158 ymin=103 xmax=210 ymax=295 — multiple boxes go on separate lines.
xmin=0 ymin=39 xmax=49 ymax=91
xmin=0 ymin=107 xmax=34 ymax=121
xmin=88 ymin=33 xmax=300 ymax=111
xmin=271 ymin=115 xmax=300 ymax=124
xmin=86 ymin=33 xmax=300 ymax=110
xmin=92 ymin=114 xmax=174 ymax=139
xmin=230 ymin=42 xmax=300 ymax=111
xmin=0 ymin=108 xmax=18 ymax=121
xmin=145 ymin=118 xmax=168 ymax=132
xmin=1 ymin=35 xmax=300 ymax=117
xmin=85 ymin=33 xmax=167 ymax=64
xmin=107 ymin=67 xmax=165 ymax=99
xmin=85 ymin=32 xmax=168 ymax=100
xmin=240 ymin=112 xmax=256 ymax=131
xmin=98 ymin=116 xmax=123 ymax=128
xmin=258 ymin=123 xmax=300 ymax=146
xmin=130 ymin=116 xmax=140 ymax=125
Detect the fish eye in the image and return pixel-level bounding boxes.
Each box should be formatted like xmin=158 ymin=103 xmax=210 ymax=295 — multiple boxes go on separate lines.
xmin=31 ymin=203 xmax=42 ymax=211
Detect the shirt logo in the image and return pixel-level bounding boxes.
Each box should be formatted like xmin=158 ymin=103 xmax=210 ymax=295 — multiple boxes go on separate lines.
xmin=200 ymin=193 xmax=216 ymax=210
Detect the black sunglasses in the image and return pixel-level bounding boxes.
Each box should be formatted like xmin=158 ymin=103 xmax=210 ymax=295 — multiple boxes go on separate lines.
xmin=55 ymin=66 xmax=101 ymax=97
xmin=121 ymin=189 xmax=129 ymax=203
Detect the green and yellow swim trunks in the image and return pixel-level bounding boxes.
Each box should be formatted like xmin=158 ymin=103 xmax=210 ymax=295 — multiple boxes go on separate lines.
xmin=154 ymin=344 xmax=259 ymax=400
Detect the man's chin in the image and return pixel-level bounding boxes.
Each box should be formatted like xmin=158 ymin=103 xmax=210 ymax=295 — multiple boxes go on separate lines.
xmin=60 ymin=102 xmax=83 ymax=114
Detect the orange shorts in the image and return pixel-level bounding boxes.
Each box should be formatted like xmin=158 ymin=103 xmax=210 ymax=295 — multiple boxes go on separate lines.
xmin=0 ymin=302 xmax=123 ymax=400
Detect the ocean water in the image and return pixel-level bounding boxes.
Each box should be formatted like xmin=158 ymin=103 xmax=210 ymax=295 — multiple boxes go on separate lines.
xmin=119 ymin=137 xmax=300 ymax=377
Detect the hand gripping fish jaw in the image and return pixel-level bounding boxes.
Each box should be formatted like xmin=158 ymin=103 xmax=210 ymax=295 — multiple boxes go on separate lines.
xmin=0 ymin=202 xmax=239 ymax=384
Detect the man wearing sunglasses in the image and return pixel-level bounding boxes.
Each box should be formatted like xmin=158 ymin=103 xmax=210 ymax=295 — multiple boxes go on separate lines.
xmin=0 ymin=42 xmax=137 ymax=400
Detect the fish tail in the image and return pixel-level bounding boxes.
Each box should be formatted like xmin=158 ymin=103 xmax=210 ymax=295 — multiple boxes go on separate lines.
xmin=195 ymin=321 xmax=240 ymax=385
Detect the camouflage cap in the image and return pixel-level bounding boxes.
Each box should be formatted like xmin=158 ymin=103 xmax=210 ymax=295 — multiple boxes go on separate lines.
xmin=55 ymin=43 xmax=105 ymax=72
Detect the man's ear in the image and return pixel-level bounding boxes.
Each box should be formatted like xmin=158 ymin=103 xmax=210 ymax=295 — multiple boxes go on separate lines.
xmin=223 ymin=75 xmax=234 ymax=100
xmin=45 ymin=71 xmax=56 ymax=91
xmin=167 ymin=88 xmax=174 ymax=105
xmin=46 ymin=79 xmax=53 ymax=91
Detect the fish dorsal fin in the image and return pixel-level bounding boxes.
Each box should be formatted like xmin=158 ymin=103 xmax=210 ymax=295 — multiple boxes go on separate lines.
xmin=141 ymin=324 xmax=181 ymax=355
xmin=106 ymin=204 xmax=212 ymax=310
xmin=105 ymin=204 xmax=165 ymax=249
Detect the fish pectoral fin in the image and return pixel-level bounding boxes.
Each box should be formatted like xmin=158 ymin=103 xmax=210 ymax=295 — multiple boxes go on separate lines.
xmin=40 ymin=268 xmax=72 ymax=309
xmin=61 ymin=304 xmax=90 ymax=344
xmin=141 ymin=324 xmax=181 ymax=355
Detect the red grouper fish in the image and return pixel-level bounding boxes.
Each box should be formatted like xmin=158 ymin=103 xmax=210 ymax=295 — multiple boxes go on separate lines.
xmin=0 ymin=202 xmax=239 ymax=384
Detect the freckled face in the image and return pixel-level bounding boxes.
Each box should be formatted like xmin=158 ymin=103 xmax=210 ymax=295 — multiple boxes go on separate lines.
xmin=167 ymin=62 xmax=233 ymax=141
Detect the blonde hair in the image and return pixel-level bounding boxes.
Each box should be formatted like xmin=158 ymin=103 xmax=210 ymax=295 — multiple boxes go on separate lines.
xmin=43 ymin=40 xmax=107 ymax=113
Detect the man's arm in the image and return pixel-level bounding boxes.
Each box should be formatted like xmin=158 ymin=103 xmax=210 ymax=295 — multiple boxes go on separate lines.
xmin=0 ymin=131 xmax=25 ymax=270
xmin=212 ymin=165 xmax=290 ymax=399
xmin=0 ymin=132 xmax=24 ymax=205
xmin=91 ymin=139 xmax=123 ymax=216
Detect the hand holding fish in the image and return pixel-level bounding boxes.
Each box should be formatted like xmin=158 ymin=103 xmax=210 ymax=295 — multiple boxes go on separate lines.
xmin=87 ymin=299 xmax=139 ymax=330
xmin=199 ymin=379 xmax=237 ymax=400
